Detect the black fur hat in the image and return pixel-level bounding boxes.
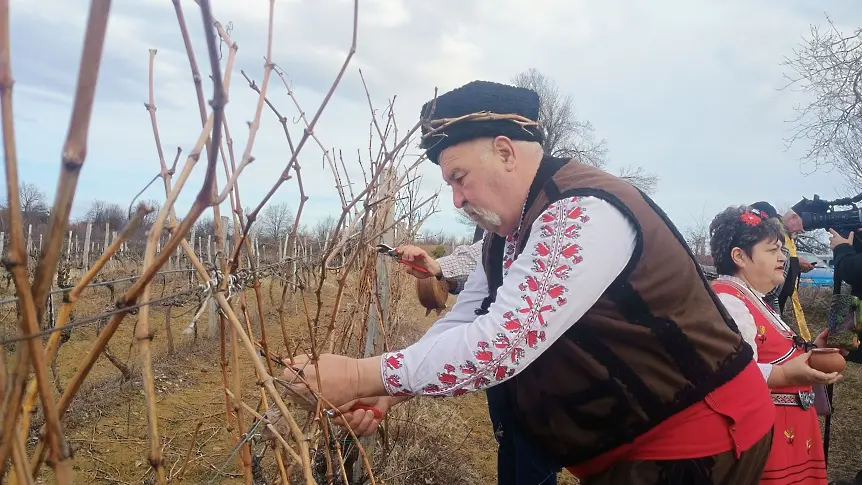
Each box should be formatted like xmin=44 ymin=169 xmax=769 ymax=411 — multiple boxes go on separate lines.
xmin=418 ymin=80 xmax=544 ymax=165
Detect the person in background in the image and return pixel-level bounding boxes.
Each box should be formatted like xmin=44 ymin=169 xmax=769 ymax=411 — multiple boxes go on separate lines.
xmin=709 ymin=205 xmax=840 ymax=485
xmin=398 ymin=238 xmax=483 ymax=295
xmin=828 ymin=229 xmax=862 ymax=367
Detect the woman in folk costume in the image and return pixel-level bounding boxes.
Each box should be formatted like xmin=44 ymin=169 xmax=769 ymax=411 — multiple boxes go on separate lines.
xmin=708 ymin=205 xmax=843 ymax=484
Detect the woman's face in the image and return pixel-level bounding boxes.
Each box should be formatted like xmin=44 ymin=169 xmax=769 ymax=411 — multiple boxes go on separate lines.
xmin=733 ymin=238 xmax=786 ymax=293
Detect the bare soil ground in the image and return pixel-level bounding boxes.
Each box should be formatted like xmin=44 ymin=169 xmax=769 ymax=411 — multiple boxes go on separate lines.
xmin=1 ymin=276 xmax=858 ymax=484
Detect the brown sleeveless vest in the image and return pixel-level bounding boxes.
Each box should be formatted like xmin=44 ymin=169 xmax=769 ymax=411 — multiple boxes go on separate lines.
xmin=480 ymin=156 xmax=752 ymax=466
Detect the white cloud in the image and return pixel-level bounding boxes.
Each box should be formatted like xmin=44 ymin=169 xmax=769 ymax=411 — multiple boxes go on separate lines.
xmin=5 ymin=0 xmax=862 ymax=239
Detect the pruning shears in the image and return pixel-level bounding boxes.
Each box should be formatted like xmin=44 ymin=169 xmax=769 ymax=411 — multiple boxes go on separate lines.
xmin=375 ymin=243 xmax=430 ymax=274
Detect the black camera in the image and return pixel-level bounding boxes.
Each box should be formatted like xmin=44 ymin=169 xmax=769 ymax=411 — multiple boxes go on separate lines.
xmin=792 ymin=194 xmax=862 ymax=237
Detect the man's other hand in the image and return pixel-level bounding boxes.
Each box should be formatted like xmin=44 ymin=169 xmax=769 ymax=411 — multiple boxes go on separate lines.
xmin=829 ymin=229 xmax=855 ymax=250
xmin=396 ymin=245 xmax=442 ymax=279
xmin=331 ymin=395 xmax=409 ymax=437
xmin=799 ymin=257 xmax=814 ymax=273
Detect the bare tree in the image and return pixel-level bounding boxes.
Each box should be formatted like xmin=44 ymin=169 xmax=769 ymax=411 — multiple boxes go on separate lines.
xmin=511 ymin=68 xmax=659 ymax=195
xmin=11 ymin=181 xmax=50 ymax=227
xmin=796 ymin=231 xmax=830 ymax=254
xmin=782 ymin=16 xmax=862 ymax=190
xmin=260 ymin=202 xmax=293 ymax=244
xmin=683 ymin=205 xmax=713 ymax=265
xmin=132 ymin=199 xmax=161 ymax=229
xmin=19 ymin=181 xmax=48 ymax=214
xmin=194 ymin=215 xmax=215 ymax=236
xmin=85 ymin=200 xmax=126 ymax=228
xmin=617 ymin=165 xmax=660 ymax=196
xmin=511 ymin=68 xmax=609 ymax=167
xmin=312 ymin=215 xmax=339 ymax=249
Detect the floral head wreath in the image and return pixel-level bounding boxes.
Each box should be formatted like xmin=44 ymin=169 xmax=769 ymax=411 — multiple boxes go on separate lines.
xmin=740 ymin=207 xmax=769 ymax=227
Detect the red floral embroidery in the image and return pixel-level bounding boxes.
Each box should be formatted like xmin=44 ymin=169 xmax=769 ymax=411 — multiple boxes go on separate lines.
xmin=553 ymin=264 xmax=572 ymax=280
xmin=438 ymin=364 xmax=458 ymax=386
xmin=474 ymin=342 xmax=493 ymax=363
xmin=473 ymin=376 xmax=491 ymax=388
xmin=566 ymin=206 xmax=584 ymax=220
xmin=560 ymin=243 xmax=583 ymax=263
xmin=423 ymin=383 xmax=441 ymax=393
xmin=547 ymin=284 xmax=565 ymax=299
xmin=534 ymin=242 xmax=551 ymax=257
xmin=502 ymin=311 xmax=522 ymax=332
xmin=510 ymin=347 xmax=526 ymax=364
xmin=494 ymin=364 xmax=514 ymax=380
xmin=564 ymin=223 xmax=581 ymax=239
xmin=526 ymin=330 xmax=546 ymax=348
xmin=493 ymin=333 xmax=511 ymax=348
xmin=532 ymin=259 xmax=547 ymax=273
xmin=385 ymin=352 xmax=404 ymax=369
xmin=385 ymin=374 xmax=403 ymax=393
xmin=519 ymin=276 xmax=540 ymax=293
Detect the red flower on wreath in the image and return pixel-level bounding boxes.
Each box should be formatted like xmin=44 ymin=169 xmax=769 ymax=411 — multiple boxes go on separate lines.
xmin=740 ymin=212 xmax=761 ymax=226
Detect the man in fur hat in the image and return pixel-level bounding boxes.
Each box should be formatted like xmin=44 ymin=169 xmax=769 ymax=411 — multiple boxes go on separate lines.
xmin=284 ymin=80 xmax=776 ymax=484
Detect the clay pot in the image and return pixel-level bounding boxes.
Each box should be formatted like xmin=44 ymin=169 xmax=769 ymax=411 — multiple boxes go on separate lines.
xmin=808 ymin=348 xmax=846 ymax=374
xmin=416 ymin=277 xmax=450 ymax=316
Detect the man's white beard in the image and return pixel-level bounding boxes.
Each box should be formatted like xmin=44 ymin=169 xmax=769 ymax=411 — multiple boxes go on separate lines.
xmin=462 ymin=204 xmax=501 ymax=229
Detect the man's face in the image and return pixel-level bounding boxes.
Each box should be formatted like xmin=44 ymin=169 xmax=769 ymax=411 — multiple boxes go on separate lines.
xmin=438 ymin=137 xmax=523 ymax=235
xmin=782 ymin=210 xmax=804 ymax=234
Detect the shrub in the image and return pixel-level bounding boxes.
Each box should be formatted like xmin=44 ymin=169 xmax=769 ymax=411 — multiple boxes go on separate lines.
xmin=429 ymin=245 xmax=446 ymax=258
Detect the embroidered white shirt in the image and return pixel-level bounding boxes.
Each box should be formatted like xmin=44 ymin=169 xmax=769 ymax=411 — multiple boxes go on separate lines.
xmin=380 ymin=196 xmax=637 ymax=397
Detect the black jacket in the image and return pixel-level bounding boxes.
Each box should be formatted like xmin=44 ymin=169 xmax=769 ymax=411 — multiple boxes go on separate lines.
xmin=833 ymin=237 xmax=862 ymax=363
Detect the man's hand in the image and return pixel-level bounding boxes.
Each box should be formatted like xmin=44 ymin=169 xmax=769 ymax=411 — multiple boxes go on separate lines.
xmin=281 ymin=354 xmax=386 ymax=410
xmin=330 ymin=395 xmax=411 ymax=437
xmin=828 ymin=229 xmax=854 ymax=250
xmin=396 ymin=245 xmax=442 ymax=279
xmin=799 ymin=257 xmax=814 ymax=273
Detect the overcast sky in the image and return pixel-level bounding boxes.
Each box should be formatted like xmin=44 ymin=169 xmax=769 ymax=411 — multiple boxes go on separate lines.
xmin=6 ymin=0 xmax=862 ymax=239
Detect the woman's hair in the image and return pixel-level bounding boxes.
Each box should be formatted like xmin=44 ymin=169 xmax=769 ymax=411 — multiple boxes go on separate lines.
xmin=708 ymin=205 xmax=785 ymax=276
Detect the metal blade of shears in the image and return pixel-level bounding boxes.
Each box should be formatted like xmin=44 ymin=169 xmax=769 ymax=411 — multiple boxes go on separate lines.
xmin=375 ymin=244 xmax=430 ymax=274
